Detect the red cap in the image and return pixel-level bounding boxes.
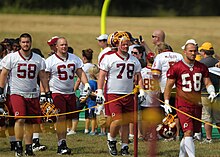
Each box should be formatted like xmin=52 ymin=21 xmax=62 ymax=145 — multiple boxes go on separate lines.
xmin=47 ymin=36 xmax=59 ymax=46
xmin=146 ymin=52 xmax=155 ymax=60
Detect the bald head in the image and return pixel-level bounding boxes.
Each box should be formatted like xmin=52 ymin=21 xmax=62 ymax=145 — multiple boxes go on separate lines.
xmin=152 ymin=30 xmax=165 ymax=46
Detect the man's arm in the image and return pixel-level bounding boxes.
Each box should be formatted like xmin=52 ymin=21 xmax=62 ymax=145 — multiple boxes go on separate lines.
xmin=0 ymin=67 xmax=9 ymax=88
xmin=97 ymin=69 xmax=107 ymax=90
xmin=164 ymin=78 xmax=176 ymax=101
xmin=76 ymin=68 xmax=88 ymax=85
xmin=39 ymin=70 xmax=50 ymax=93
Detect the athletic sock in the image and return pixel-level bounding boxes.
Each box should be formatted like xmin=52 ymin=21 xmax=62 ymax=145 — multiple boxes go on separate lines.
xmin=184 ymin=137 xmax=195 ymax=157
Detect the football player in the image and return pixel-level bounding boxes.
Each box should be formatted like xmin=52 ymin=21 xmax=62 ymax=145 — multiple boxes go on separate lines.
xmin=164 ymin=40 xmax=218 ymax=157
xmin=45 ymin=37 xmax=90 ymax=155
xmin=96 ymin=33 xmax=144 ymax=156
xmin=0 ymin=33 xmax=52 ymax=156
xmin=151 ymin=42 xmax=183 ymax=140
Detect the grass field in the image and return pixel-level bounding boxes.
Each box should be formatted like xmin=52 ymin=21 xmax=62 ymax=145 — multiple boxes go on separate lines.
xmin=1 ymin=121 xmax=220 ymax=157
xmin=0 ymin=14 xmax=220 ymax=63
xmin=1 ymin=14 xmax=220 ymax=156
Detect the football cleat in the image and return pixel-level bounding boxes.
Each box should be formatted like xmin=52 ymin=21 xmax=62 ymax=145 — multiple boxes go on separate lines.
xmin=107 ymin=140 xmax=117 ymax=156
xmin=25 ymin=144 xmax=35 ymax=156
xmin=15 ymin=141 xmax=23 ymax=157
xmin=57 ymin=140 xmax=71 ymax=155
xmin=120 ymin=146 xmax=131 ymax=156
xmin=156 ymin=114 xmax=177 ymax=139
xmin=32 ymin=138 xmax=47 ymax=152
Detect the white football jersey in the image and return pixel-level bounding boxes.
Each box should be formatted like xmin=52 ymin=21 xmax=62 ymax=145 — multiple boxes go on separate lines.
xmin=140 ymin=66 xmax=160 ymax=107
xmin=151 ymin=51 xmax=183 ymax=93
xmin=78 ymin=62 xmax=94 ymax=92
xmin=99 ymin=52 xmax=141 ymax=94
xmin=1 ymin=51 xmax=46 ymax=98
xmin=98 ymin=47 xmax=112 ymax=65
xmin=45 ymin=53 xmax=83 ymax=94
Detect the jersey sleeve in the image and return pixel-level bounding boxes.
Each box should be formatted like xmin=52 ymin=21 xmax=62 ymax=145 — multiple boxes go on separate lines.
xmin=166 ymin=64 xmax=177 ymax=79
xmin=151 ymin=54 xmax=162 ymax=75
xmin=45 ymin=57 xmax=51 ymax=72
xmin=1 ymin=53 xmax=12 ymax=70
xmin=99 ymin=55 xmax=109 ymax=72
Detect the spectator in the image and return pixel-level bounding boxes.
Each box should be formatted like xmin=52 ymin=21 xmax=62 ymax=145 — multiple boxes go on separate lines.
xmin=96 ymin=34 xmax=111 ymax=64
xmin=199 ymin=42 xmax=220 ymax=143
xmin=141 ymin=29 xmax=166 ymax=53
xmin=164 ymin=40 xmax=217 ymax=157
xmin=11 ymin=38 xmax=20 ymax=53
xmin=68 ymin=48 xmax=94 ymax=135
xmin=47 ymin=36 xmax=59 ymax=57
xmin=131 ymin=45 xmax=146 ymax=68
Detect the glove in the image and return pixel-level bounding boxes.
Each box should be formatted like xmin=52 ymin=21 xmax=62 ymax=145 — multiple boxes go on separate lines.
xmin=0 ymin=104 xmax=8 ymax=115
xmin=138 ymin=89 xmax=145 ymax=104
xmin=95 ymin=104 xmax=104 ymax=115
xmin=40 ymin=92 xmax=47 ymax=104
xmin=96 ymin=89 xmax=105 ymax=104
xmin=45 ymin=91 xmax=53 ymax=103
xmin=161 ymin=100 xmax=172 ymax=114
xmin=208 ymin=92 xmax=218 ymax=103
xmin=0 ymin=87 xmax=5 ymax=103
xmin=0 ymin=107 xmax=6 ymax=115
xmin=83 ymin=83 xmax=91 ymax=97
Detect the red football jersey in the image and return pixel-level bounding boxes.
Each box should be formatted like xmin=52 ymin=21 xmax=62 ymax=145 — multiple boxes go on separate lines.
xmin=167 ymin=60 xmax=209 ymax=106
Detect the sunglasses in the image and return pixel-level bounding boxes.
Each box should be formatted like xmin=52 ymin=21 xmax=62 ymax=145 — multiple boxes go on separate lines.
xmin=131 ymin=51 xmax=139 ymax=55
xmin=152 ymin=35 xmax=157 ymax=38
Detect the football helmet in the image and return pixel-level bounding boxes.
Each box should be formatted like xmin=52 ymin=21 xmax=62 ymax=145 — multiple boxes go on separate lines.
xmin=156 ymin=114 xmax=177 ymax=139
xmin=40 ymin=102 xmax=58 ymax=123
xmin=107 ymin=31 xmax=132 ymax=47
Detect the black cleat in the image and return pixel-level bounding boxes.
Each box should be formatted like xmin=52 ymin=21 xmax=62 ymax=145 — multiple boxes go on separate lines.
xmin=32 ymin=138 xmax=47 ymax=152
xmin=15 ymin=141 xmax=23 ymax=157
xmin=57 ymin=140 xmax=71 ymax=155
xmin=120 ymin=146 xmax=131 ymax=156
xmin=10 ymin=141 xmax=16 ymax=151
xmin=25 ymin=144 xmax=35 ymax=156
xmin=107 ymin=140 xmax=117 ymax=156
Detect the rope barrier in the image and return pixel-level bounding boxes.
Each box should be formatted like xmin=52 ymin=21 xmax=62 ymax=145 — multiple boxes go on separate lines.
xmin=0 ymin=86 xmax=219 ymax=131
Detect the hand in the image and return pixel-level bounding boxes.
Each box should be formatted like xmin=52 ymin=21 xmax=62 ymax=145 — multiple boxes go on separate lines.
xmin=95 ymin=104 xmax=104 ymax=115
xmin=0 ymin=87 xmax=5 ymax=103
xmin=208 ymin=92 xmax=218 ymax=103
xmin=96 ymin=89 xmax=105 ymax=104
xmin=0 ymin=107 xmax=7 ymax=115
xmin=83 ymin=83 xmax=91 ymax=97
xmin=161 ymin=100 xmax=172 ymax=114
xmin=45 ymin=91 xmax=53 ymax=103
xmin=138 ymin=89 xmax=145 ymax=104
xmin=40 ymin=93 xmax=47 ymax=104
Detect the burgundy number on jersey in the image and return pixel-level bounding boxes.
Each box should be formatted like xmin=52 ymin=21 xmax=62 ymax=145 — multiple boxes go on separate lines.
xmin=116 ymin=63 xmax=134 ymax=79
xmin=57 ymin=64 xmax=75 ymax=80
xmin=17 ymin=63 xmax=36 ymax=79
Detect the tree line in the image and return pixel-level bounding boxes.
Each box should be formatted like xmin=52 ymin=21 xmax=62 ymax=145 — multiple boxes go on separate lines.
xmin=0 ymin=0 xmax=220 ymax=16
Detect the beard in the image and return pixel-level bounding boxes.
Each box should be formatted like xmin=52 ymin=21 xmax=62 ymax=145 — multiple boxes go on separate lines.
xmin=21 ymin=46 xmax=31 ymax=52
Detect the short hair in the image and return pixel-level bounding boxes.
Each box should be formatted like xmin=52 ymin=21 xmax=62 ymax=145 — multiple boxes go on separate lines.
xmin=19 ymin=33 xmax=32 ymax=42
xmin=156 ymin=42 xmax=173 ymax=53
xmin=31 ymin=48 xmax=45 ymax=58
xmin=82 ymin=48 xmax=93 ymax=61
xmin=68 ymin=46 xmax=74 ymax=54
xmin=203 ymin=49 xmax=214 ymax=56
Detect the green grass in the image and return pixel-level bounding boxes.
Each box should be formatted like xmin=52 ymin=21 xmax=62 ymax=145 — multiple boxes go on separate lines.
xmin=1 ymin=121 xmax=220 ymax=157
